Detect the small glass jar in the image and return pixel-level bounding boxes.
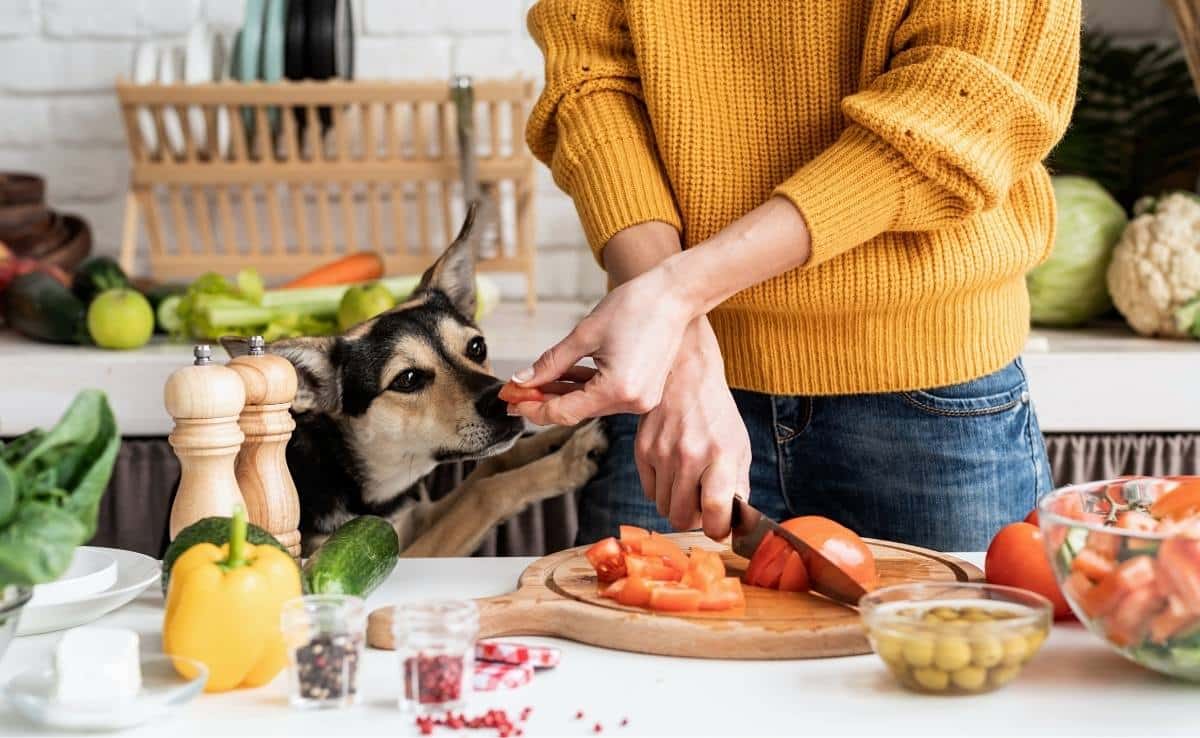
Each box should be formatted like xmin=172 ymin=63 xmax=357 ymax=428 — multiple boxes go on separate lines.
xmin=392 ymin=600 xmax=479 ymax=714
xmin=280 ymin=594 xmax=366 ymax=709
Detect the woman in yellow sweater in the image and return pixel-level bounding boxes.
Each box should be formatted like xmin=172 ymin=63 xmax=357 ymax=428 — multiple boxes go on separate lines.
xmin=510 ymin=0 xmax=1082 ymax=551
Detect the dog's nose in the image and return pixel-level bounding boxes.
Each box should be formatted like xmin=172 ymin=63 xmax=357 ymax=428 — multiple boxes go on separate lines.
xmin=475 ymin=383 xmax=509 ymax=420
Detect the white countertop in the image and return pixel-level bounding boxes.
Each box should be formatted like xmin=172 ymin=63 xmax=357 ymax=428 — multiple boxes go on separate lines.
xmin=1 ymin=553 xmax=1196 ymax=738
xmin=2 ymin=307 xmax=1199 ymax=435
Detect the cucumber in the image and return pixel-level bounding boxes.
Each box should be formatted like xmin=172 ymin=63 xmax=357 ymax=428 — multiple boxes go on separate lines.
xmin=71 ymin=256 xmax=129 ymax=305
xmin=162 ymin=516 xmax=292 ymax=594
xmin=2 ymin=271 xmax=88 ymax=344
xmin=156 ymin=294 xmax=183 ymax=334
xmin=303 ymin=515 xmax=399 ymax=597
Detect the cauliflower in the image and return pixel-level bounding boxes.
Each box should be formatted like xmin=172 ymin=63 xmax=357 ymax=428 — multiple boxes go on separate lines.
xmin=1106 ymin=192 xmax=1200 ymax=337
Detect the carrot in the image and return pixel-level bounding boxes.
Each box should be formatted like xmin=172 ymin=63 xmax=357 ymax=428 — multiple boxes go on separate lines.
xmin=283 ymin=252 xmax=384 ymax=289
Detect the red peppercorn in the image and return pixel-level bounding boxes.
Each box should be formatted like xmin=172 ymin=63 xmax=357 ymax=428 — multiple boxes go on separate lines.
xmin=575 ymin=710 xmax=585 ymax=720
xmin=594 ymin=722 xmax=604 ymax=733
xmin=620 ymin=717 xmax=629 ymax=727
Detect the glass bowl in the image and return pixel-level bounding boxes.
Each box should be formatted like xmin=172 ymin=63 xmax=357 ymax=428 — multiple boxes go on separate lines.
xmin=0 ymin=586 xmax=32 ymax=664
xmin=2 ymin=653 xmax=208 ymax=731
xmin=1038 ymin=476 xmax=1200 ymax=681
xmin=860 ymin=582 xmax=1052 ymax=695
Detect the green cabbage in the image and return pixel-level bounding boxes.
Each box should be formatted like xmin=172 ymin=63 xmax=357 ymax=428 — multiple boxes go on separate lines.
xmin=1028 ymin=176 xmax=1128 ymax=327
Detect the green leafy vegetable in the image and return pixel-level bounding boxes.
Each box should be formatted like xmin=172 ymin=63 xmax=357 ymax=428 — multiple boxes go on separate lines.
xmin=0 ymin=390 xmax=119 ymax=587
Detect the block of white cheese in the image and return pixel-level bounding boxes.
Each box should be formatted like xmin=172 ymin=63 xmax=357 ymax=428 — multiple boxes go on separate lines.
xmin=54 ymin=627 xmax=143 ymax=706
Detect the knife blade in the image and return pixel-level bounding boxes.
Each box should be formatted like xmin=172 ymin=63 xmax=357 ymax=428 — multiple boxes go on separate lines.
xmin=730 ymin=495 xmax=869 ymax=606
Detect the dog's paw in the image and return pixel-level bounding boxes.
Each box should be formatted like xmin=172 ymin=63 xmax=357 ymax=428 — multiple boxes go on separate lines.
xmin=556 ymin=419 xmax=608 ymax=487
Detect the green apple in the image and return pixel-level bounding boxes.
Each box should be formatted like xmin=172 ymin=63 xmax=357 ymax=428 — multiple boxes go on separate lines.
xmin=87 ymin=288 xmax=155 ymax=349
xmin=337 ymin=282 xmax=396 ymax=331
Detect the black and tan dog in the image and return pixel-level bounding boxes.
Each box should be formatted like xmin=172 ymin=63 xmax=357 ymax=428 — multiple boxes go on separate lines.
xmin=223 ymin=206 xmax=605 ymax=556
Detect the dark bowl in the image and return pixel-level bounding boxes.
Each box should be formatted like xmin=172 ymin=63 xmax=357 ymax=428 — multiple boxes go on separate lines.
xmin=33 ymin=214 xmax=92 ymax=271
xmin=0 ymin=203 xmax=50 ymax=242
xmin=6 ymin=211 xmax=69 ymax=257
xmin=0 ymin=173 xmax=45 ymax=206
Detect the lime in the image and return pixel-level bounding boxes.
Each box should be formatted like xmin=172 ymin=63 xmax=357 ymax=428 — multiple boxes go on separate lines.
xmin=337 ymin=283 xmax=396 ymax=331
xmin=87 ymin=288 xmax=154 ymax=349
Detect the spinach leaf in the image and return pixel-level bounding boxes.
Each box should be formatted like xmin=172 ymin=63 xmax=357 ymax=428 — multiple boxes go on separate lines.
xmin=0 ymin=503 xmax=88 ymax=586
xmin=0 ymin=461 xmax=15 ymax=528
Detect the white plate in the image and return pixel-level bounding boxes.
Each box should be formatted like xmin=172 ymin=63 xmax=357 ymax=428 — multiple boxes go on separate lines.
xmin=158 ymin=45 xmax=187 ymax=156
xmin=184 ymin=23 xmax=228 ymax=154
xmin=27 ymin=548 xmax=117 ymax=608
xmin=132 ymin=42 xmax=160 ymax=156
xmin=3 ymin=654 xmax=207 ymax=731
xmin=17 ymin=549 xmax=159 ymax=636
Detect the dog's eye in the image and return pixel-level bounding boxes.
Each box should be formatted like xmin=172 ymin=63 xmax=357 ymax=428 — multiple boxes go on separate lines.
xmin=389 ymin=369 xmax=427 ymax=393
xmin=465 ymin=336 xmax=487 ymax=363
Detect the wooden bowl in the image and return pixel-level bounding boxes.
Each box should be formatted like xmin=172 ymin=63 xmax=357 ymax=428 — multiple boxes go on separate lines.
xmin=0 ymin=203 xmax=50 ymax=242
xmin=0 ymin=173 xmax=45 ymax=206
xmin=34 ymin=214 xmax=92 ymax=271
xmin=7 ymin=211 xmax=68 ymax=257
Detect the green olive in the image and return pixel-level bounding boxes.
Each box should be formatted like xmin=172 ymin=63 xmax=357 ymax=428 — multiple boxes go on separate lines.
xmin=970 ymin=637 xmax=1004 ymax=668
xmin=932 ymin=607 xmax=961 ymax=621
xmin=902 ymin=638 xmax=935 ymax=668
xmin=964 ymin=609 xmax=993 ymax=622
xmin=933 ymin=638 xmax=972 ymax=672
xmin=874 ymin=634 xmax=905 ymax=666
xmin=950 ymin=666 xmax=988 ymax=691
xmin=1002 ymin=636 xmax=1028 ymax=666
xmin=990 ymin=664 xmax=1021 ymax=686
xmin=912 ymin=667 xmax=950 ymax=691
xmin=922 ymin=612 xmax=944 ymax=625
xmin=1023 ymin=629 xmax=1047 ymax=657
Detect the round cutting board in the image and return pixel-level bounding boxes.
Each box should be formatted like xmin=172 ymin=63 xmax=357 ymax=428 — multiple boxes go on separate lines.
xmin=368 ymin=533 xmax=982 ymax=659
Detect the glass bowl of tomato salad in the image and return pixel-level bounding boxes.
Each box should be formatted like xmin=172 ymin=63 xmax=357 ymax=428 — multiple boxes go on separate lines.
xmin=1037 ymin=476 xmax=1200 ymax=681
xmin=860 ymin=582 xmax=1052 ymax=695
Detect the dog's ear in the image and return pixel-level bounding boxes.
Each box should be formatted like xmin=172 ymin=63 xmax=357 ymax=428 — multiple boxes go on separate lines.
xmin=417 ymin=201 xmax=478 ymax=318
xmin=219 ymin=336 xmax=250 ymax=358
xmin=264 ymin=336 xmax=340 ymax=414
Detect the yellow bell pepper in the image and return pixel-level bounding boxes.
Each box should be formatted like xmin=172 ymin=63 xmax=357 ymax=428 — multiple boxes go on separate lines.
xmin=163 ymin=506 xmax=301 ymax=692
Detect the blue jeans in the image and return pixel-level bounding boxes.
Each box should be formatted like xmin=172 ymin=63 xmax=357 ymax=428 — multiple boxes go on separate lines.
xmin=575 ymin=359 xmax=1051 ymax=552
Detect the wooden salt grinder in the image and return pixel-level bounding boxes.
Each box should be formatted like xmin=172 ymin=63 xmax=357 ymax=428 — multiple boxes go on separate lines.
xmin=228 ymin=336 xmax=302 ymax=558
xmin=165 ymin=345 xmax=247 ymax=540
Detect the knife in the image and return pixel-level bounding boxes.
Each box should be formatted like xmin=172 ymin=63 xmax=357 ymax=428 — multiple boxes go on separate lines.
xmin=730 ymin=495 xmax=869 ymax=606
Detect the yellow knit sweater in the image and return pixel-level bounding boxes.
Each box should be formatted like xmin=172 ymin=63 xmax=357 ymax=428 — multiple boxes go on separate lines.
xmin=526 ymin=0 xmax=1081 ymax=395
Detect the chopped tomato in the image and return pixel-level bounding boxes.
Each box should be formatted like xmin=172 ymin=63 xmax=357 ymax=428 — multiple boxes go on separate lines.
xmin=683 ymin=549 xmax=725 ymax=590
xmin=1071 ymin=547 xmax=1116 ymax=583
xmin=647 ymin=584 xmax=703 ymax=613
xmin=618 ymin=525 xmax=650 ymax=554
xmin=754 ymin=545 xmax=789 ymax=589
xmin=699 ymin=578 xmax=746 ymax=611
xmin=625 ymin=554 xmax=682 ymax=581
xmin=1085 ymin=530 xmax=1122 ymax=560
xmin=1115 ymin=510 xmax=1160 ymax=533
xmin=1152 ymin=477 xmax=1200 ymax=521
xmin=1105 ymin=586 xmax=1166 ymax=648
xmin=497 ymin=381 xmax=546 ymax=405
xmin=641 ymin=533 xmax=689 ymax=574
xmin=1157 ymin=538 xmax=1200 ymax=614
xmin=585 ymin=537 xmax=626 ymax=583
xmin=1149 ymin=595 xmax=1200 ymax=644
xmin=777 ymin=551 xmax=811 ymax=592
xmin=600 ymin=578 xmax=626 ymax=599
xmin=1080 ymin=555 xmax=1158 ymax=619
xmin=743 ymin=531 xmax=788 ymax=588
xmin=779 ymin=516 xmax=880 ymax=595
xmin=615 ymin=576 xmax=663 ymax=607
xmin=1064 ymin=571 xmax=1094 ymax=604
xmin=985 ymin=522 xmax=1071 ymax=619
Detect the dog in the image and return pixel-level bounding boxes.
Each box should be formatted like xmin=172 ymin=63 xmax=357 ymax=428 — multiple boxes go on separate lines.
xmin=222 ymin=204 xmax=606 ymax=556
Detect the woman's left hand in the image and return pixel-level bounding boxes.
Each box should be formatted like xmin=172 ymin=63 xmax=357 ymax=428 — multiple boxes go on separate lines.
xmin=508 ymin=264 xmax=695 ymax=426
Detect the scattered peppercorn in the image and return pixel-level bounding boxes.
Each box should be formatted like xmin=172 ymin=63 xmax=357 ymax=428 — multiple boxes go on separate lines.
xmin=575 ymin=710 xmax=585 ymax=720
xmin=620 ymin=717 xmax=629 ymax=727
xmin=594 ymin=722 xmax=604 ymax=733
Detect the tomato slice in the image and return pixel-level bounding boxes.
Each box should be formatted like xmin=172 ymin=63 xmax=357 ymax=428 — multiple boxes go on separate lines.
xmin=619 ymin=525 xmax=650 ymax=555
xmin=615 ymin=575 xmax=664 ymax=607
xmin=1071 ymin=547 xmax=1116 ymax=583
xmin=641 ymin=533 xmax=689 ymax=574
xmin=698 ymin=578 xmax=746 ymax=611
xmin=1149 ymin=595 xmax=1200 ymax=644
xmin=779 ymin=516 xmax=880 ymax=594
xmin=1115 ymin=510 xmax=1160 ymax=533
xmin=777 ymin=550 xmax=811 ymax=592
xmin=648 ymin=584 xmax=703 ymax=612
xmin=498 ymin=381 xmax=546 ymax=405
xmin=684 ymin=549 xmax=725 ymax=590
xmin=1084 ymin=530 xmax=1122 ymax=560
xmin=1157 ymin=538 xmax=1200 ymax=614
xmin=743 ymin=531 xmax=789 ymax=587
xmin=1105 ymin=585 xmax=1165 ymax=648
xmin=585 ymin=537 xmax=627 ymax=583
xmin=1151 ymin=477 xmax=1200 ymax=520
xmin=600 ymin=578 xmax=627 ymax=599
xmin=1080 ymin=556 xmax=1157 ymax=619
xmin=625 ymin=554 xmax=682 ymax=581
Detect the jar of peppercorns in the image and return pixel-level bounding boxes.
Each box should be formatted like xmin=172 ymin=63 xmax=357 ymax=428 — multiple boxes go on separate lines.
xmin=392 ymin=599 xmax=479 ymax=713
xmin=280 ymin=594 xmax=366 ymax=709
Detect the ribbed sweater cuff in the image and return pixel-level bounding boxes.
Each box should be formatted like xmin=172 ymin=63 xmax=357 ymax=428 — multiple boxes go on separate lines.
xmin=774 ymin=126 xmax=911 ymax=269
xmin=555 ymin=93 xmax=682 ymax=262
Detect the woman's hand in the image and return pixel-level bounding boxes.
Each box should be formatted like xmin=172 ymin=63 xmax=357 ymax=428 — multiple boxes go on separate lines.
xmin=509 ymin=265 xmax=695 ymax=426
xmin=635 ymin=318 xmax=750 ymax=539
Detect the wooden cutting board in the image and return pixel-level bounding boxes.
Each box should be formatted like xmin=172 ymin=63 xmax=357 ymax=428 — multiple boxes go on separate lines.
xmin=367 ymin=532 xmax=982 ymax=659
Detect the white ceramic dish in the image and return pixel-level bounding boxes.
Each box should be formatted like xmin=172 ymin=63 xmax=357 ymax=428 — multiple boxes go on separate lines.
xmin=185 ymin=23 xmax=229 ymax=156
xmin=3 ymin=654 xmax=207 ymax=731
xmin=159 ymin=45 xmax=187 ymax=156
xmin=132 ymin=42 xmax=160 ymax=155
xmin=17 ymin=548 xmax=159 ymax=636
xmin=27 ymin=548 xmax=117 ymax=608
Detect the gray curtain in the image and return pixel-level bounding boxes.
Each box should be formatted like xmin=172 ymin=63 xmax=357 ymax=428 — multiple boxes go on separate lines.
xmin=86 ymin=433 xmax=1200 ymax=557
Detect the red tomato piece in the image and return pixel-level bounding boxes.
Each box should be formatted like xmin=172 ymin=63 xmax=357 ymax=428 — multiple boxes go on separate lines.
xmin=615 ymin=576 xmax=663 ymax=607
xmin=1115 ymin=510 xmax=1160 ymax=533
xmin=618 ymin=525 xmax=649 ymax=555
xmin=985 ymin=522 xmax=1072 ymax=619
xmin=1157 ymin=538 xmax=1200 ymax=614
xmin=600 ymin=578 xmax=626 ymax=599
xmin=743 ymin=531 xmax=788 ymax=588
xmin=498 ymin=381 xmax=546 ymax=405
xmin=625 ymin=554 xmax=682 ymax=582
xmin=1063 ymin=570 xmax=1094 ymax=604
xmin=779 ymin=516 xmax=880 ymax=595
xmin=777 ymin=550 xmax=811 ymax=593
xmin=585 ymin=537 xmax=627 ymax=583
xmin=1152 ymin=477 xmax=1200 ymax=521
xmin=699 ymin=578 xmax=746 ymax=611
xmin=1105 ymin=585 xmax=1166 ymax=648
xmin=1149 ymin=595 xmax=1200 ymax=644
xmin=754 ymin=546 xmax=789 ymax=589
xmin=684 ymin=550 xmax=725 ymax=590
xmin=647 ymin=584 xmax=703 ymax=613
xmin=1071 ymin=547 xmax=1117 ymax=583
xmin=641 ymin=533 xmax=689 ymax=574
xmin=1080 ymin=555 xmax=1158 ymax=620
xmin=1085 ymin=530 xmax=1123 ymax=560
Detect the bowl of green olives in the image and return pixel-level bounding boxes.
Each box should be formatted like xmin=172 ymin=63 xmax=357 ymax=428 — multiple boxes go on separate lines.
xmin=859 ymin=582 xmax=1052 ymax=694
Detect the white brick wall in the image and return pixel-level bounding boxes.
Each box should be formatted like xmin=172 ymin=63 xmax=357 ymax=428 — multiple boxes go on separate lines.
xmin=0 ymin=0 xmax=1182 ymax=301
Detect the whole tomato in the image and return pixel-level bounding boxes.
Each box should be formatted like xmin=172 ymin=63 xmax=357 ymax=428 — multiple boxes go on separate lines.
xmin=985 ymin=522 xmax=1071 ymax=619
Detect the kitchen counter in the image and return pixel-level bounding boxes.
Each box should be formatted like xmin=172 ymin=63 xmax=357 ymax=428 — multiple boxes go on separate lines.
xmin=2 ymin=308 xmax=1199 ymax=435
xmin=1 ymin=553 xmax=1196 ymax=737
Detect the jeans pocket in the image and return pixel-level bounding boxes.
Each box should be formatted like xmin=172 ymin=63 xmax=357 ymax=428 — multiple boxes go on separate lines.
xmin=899 ymin=360 xmax=1030 ymax=418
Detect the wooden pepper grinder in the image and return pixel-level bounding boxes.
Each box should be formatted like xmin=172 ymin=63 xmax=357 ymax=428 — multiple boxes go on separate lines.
xmin=165 ymin=344 xmax=247 ymax=540
xmin=228 ymin=336 xmax=302 ymax=558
